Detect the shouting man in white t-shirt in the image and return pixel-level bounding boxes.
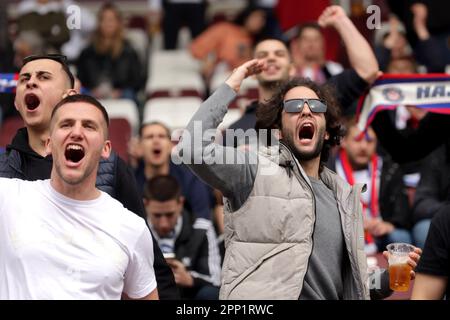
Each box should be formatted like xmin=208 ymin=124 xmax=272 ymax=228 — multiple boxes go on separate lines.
xmin=0 ymin=94 xmax=159 ymax=300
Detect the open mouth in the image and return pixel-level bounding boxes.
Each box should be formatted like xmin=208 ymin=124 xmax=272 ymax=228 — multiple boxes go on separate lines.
xmin=24 ymin=93 xmax=40 ymax=111
xmin=65 ymin=144 xmax=85 ymax=163
xmin=299 ymin=123 xmax=315 ymax=141
xmin=153 ymin=148 xmax=162 ymax=156
xmin=265 ymin=64 xmax=279 ymax=74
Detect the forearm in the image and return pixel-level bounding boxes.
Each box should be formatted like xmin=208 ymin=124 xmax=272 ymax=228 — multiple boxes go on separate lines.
xmin=334 ymin=17 xmax=379 ymax=83
xmin=375 ymin=111 xmax=450 ymax=163
xmin=175 ymin=83 xmax=257 ymax=203
xmin=411 ymin=274 xmax=447 ymax=300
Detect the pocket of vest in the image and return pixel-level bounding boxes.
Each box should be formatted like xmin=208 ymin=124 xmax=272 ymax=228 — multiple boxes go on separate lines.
xmin=224 ymin=242 xmax=297 ymax=298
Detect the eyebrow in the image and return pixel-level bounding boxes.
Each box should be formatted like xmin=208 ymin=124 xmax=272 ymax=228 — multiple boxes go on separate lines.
xmin=255 ymin=49 xmax=287 ymax=55
xmin=82 ymin=119 xmax=99 ymax=128
xmin=58 ymin=118 xmax=100 ymax=127
xmin=19 ymin=70 xmax=53 ymax=78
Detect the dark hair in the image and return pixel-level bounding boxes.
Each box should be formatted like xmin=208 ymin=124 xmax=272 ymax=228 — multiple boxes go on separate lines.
xmin=22 ymin=54 xmax=75 ymax=89
xmin=295 ymin=22 xmax=322 ymax=40
xmin=252 ymin=36 xmax=289 ymax=52
xmin=144 ymin=175 xmax=181 ymax=201
xmin=256 ymin=77 xmax=343 ymax=167
xmin=51 ymin=94 xmax=110 ymax=133
xmin=139 ymin=121 xmax=171 ymax=138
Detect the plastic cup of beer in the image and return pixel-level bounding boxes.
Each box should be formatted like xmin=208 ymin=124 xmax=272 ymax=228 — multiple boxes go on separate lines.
xmin=386 ymin=243 xmax=414 ymax=292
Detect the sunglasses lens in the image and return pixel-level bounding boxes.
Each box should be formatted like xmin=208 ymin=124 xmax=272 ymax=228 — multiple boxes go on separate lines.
xmin=284 ymin=99 xmax=327 ymax=113
xmin=284 ymin=99 xmax=303 ymax=113
xmin=308 ymin=100 xmax=327 ymax=113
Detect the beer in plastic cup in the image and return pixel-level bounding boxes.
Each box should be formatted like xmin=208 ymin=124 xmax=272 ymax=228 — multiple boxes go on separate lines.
xmin=386 ymin=243 xmax=414 ymax=292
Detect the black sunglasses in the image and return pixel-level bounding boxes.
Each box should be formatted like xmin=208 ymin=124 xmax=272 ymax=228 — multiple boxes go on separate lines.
xmin=283 ymin=99 xmax=327 ymax=113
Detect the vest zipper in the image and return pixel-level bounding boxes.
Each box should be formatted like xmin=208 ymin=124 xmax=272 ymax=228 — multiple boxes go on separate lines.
xmin=280 ymin=142 xmax=317 ymax=298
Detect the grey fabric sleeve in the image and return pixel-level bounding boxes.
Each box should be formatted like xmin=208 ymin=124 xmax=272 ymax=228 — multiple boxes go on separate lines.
xmin=175 ymin=83 xmax=258 ymax=211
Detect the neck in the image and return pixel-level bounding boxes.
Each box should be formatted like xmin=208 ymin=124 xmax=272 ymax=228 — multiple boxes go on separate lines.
xmin=145 ymin=162 xmax=169 ymax=179
xmin=28 ymin=127 xmax=50 ymax=157
xmin=50 ymin=171 xmax=100 ymax=201
xmin=258 ymin=83 xmax=278 ymax=103
xmin=299 ymin=158 xmax=321 ymax=179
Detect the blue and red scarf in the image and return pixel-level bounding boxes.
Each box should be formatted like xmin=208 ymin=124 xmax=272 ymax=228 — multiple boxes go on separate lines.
xmin=356 ymin=73 xmax=450 ymax=132
xmin=0 ymin=73 xmax=18 ymax=94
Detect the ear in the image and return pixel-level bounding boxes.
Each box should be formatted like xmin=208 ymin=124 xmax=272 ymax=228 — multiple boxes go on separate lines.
xmin=276 ymin=128 xmax=283 ymax=140
xmin=45 ymin=137 xmax=52 ymax=156
xmin=101 ymin=140 xmax=112 ymax=160
xmin=62 ymin=89 xmax=78 ymax=99
xmin=324 ymin=131 xmax=330 ymax=141
xmin=178 ymin=196 xmax=185 ymax=207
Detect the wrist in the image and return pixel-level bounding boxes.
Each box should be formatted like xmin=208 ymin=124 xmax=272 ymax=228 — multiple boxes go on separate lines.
xmin=225 ymin=78 xmax=240 ymax=93
xmin=331 ymin=15 xmax=351 ymax=31
xmin=415 ymin=27 xmax=430 ymax=40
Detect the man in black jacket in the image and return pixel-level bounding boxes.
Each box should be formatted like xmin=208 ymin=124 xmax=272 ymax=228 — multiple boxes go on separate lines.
xmin=226 ymin=5 xmax=380 ymax=146
xmin=0 ymin=54 xmax=178 ymax=299
xmin=144 ymin=175 xmax=221 ymax=300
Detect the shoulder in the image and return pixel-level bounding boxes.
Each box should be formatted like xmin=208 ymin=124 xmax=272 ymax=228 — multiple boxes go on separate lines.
xmin=101 ymin=191 xmax=147 ymax=229
xmin=193 ymin=217 xmax=214 ymax=231
xmin=0 ymin=151 xmax=10 ymax=170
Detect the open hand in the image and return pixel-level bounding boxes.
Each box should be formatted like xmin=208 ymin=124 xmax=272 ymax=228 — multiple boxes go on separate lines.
xmin=383 ymin=246 xmax=422 ymax=280
xmin=225 ymin=59 xmax=265 ymax=92
xmin=167 ymin=259 xmax=194 ymax=287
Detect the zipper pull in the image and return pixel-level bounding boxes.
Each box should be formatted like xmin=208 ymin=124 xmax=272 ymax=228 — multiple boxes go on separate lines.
xmin=285 ymin=160 xmax=293 ymax=178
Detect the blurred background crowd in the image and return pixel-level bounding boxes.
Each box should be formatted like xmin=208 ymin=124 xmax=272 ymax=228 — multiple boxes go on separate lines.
xmin=0 ymin=0 xmax=449 ymax=299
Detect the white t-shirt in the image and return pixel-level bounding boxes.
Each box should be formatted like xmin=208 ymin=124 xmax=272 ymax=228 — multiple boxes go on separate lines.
xmin=0 ymin=178 xmax=157 ymax=300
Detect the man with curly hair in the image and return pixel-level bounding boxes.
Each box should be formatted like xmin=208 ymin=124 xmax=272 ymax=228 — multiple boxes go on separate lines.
xmin=176 ymin=59 xmax=421 ymax=300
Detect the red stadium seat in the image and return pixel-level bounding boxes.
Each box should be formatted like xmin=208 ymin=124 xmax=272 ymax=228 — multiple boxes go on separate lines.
xmin=109 ymin=118 xmax=132 ymax=163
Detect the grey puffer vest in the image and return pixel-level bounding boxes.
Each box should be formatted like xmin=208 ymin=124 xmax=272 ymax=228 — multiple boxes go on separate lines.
xmin=219 ymin=143 xmax=369 ymax=300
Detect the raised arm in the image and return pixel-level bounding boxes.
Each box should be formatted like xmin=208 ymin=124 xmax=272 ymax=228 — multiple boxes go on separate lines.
xmin=318 ymin=5 xmax=380 ymax=84
xmin=175 ymin=60 xmax=264 ymax=211
xmin=371 ymin=110 xmax=450 ymax=163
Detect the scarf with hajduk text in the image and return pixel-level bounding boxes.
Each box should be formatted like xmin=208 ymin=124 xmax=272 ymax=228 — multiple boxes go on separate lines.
xmin=356 ymin=74 xmax=450 ymax=132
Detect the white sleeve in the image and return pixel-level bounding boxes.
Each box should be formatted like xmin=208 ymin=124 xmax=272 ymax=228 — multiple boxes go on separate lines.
xmin=123 ymin=226 xmax=157 ymax=299
xmin=0 ymin=178 xmax=17 ymax=215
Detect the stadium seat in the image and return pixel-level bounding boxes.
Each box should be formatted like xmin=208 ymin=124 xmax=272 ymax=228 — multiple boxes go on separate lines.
xmin=218 ymin=108 xmax=243 ymax=131
xmin=99 ymin=99 xmax=140 ymax=134
xmin=109 ymin=118 xmax=132 ymax=162
xmin=142 ymin=96 xmax=203 ymax=131
xmin=125 ymin=29 xmax=149 ymax=68
xmin=146 ymin=50 xmax=205 ymax=98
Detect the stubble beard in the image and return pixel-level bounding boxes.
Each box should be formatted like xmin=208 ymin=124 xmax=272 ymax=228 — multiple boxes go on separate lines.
xmin=282 ymin=126 xmax=325 ymax=162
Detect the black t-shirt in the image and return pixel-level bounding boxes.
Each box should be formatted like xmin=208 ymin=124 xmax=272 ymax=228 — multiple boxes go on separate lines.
xmin=416 ymin=208 xmax=450 ymax=299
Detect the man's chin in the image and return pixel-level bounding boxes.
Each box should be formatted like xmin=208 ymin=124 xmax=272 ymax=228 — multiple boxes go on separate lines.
xmin=61 ymin=175 xmax=84 ymax=186
xmin=293 ymin=142 xmax=322 ymax=161
xmin=258 ymin=78 xmax=284 ymax=89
